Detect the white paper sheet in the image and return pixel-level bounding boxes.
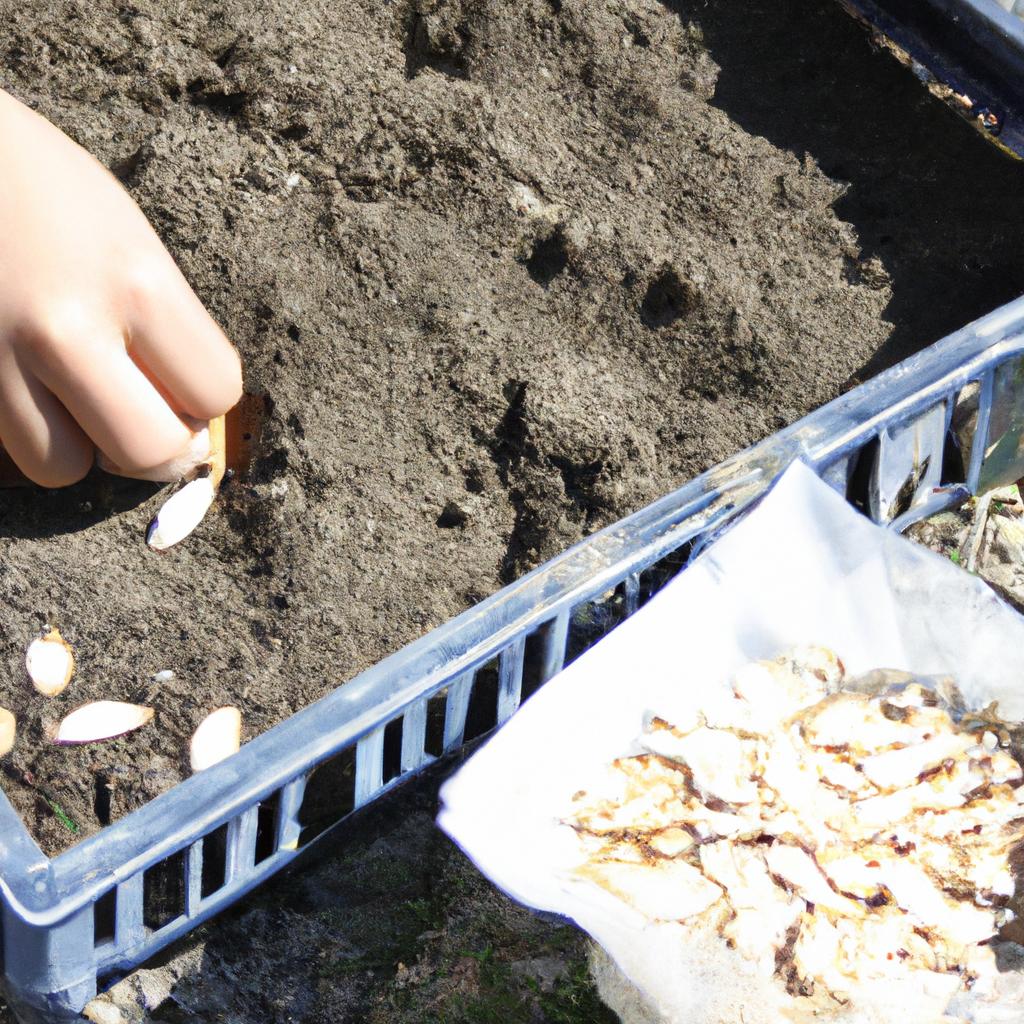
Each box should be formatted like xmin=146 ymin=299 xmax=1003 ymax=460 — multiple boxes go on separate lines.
xmin=438 ymin=461 xmax=1024 ymax=1022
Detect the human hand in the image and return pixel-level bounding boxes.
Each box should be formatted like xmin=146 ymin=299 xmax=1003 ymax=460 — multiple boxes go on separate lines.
xmin=0 ymin=88 xmax=242 ymax=487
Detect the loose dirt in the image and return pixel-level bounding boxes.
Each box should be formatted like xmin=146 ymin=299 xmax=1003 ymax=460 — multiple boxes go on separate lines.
xmin=2 ymin=0 xmax=1024 ymax=1018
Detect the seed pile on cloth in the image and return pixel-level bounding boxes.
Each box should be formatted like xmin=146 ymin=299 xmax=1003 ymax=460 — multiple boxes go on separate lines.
xmin=565 ymin=648 xmax=1024 ymax=1012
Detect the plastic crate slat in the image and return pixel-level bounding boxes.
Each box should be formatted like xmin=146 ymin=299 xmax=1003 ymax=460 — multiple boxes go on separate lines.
xmin=400 ymin=699 xmax=429 ymax=773
xmin=184 ymin=842 xmax=203 ymax=917
xmin=274 ymin=777 xmax=307 ymax=852
xmin=225 ymin=808 xmax=258 ymax=884
xmin=968 ymin=369 xmax=995 ymax=492
xmin=442 ymin=672 xmax=474 ymax=754
xmin=624 ymin=573 xmax=640 ymax=615
xmin=890 ymin=483 xmax=971 ymax=534
xmin=870 ymin=401 xmax=949 ymax=522
xmin=540 ymin=611 xmax=570 ymax=683
xmin=115 ymin=874 xmax=145 ymax=950
xmin=978 ymin=356 xmax=1024 ymax=491
xmin=821 ymin=455 xmax=852 ymax=496
xmin=497 ymin=638 xmax=526 ymax=725
xmin=354 ymin=727 xmax=385 ymax=808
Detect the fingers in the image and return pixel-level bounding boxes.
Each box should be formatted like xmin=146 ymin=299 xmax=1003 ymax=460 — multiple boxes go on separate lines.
xmin=25 ymin=325 xmax=196 ymax=473
xmin=0 ymin=350 xmax=93 ymax=487
xmin=95 ymin=422 xmax=211 ymax=483
xmin=124 ymin=261 xmax=243 ymax=421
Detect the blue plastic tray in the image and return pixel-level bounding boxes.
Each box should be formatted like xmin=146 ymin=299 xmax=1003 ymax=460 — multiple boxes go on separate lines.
xmin=5 ymin=296 xmax=1024 ymax=1021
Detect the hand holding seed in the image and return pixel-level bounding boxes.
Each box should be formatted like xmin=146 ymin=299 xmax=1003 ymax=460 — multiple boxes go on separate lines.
xmin=0 ymin=88 xmax=242 ymax=487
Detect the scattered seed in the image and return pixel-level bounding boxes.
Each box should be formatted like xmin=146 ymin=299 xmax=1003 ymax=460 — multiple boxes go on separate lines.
xmin=26 ymin=628 xmax=75 ymax=696
xmin=147 ymin=476 xmax=216 ymax=550
xmin=82 ymin=998 xmax=126 ymax=1024
xmin=145 ymin=414 xmax=226 ymax=550
xmin=54 ymin=702 xmax=154 ymax=744
xmin=0 ymin=708 xmax=15 ymax=756
xmin=190 ymin=706 xmax=242 ymax=772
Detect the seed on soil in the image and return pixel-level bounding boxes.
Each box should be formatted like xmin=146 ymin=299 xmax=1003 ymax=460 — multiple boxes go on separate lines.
xmin=26 ymin=628 xmax=75 ymax=697
xmin=147 ymin=476 xmax=217 ymax=550
xmin=152 ymin=669 xmax=176 ymax=683
xmin=82 ymin=998 xmax=126 ymax=1024
xmin=190 ymin=706 xmax=242 ymax=771
xmin=0 ymin=708 xmax=15 ymax=756
xmin=146 ymin=414 xmax=227 ymax=550
xmin=53 ymin=702 xmax=154 ymax=744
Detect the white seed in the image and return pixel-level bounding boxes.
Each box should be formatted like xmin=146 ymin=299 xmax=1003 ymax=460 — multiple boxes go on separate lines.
xmin=54 ymin=701 xmax=154 ymax=744
xmin=147 ymin=476 xmax=216 ymax=550
xmin=0 ymin=707 xmax=15 ymax=756
xmin=152 ymin=669 xmax=176 ymax=684
xmin=82 ymin=998 xmax=126 ymax=1024
xmin=26 ymin=628 xmax=74 ymax=696
xmin=190 ymin=706 xmax=242 ymax=771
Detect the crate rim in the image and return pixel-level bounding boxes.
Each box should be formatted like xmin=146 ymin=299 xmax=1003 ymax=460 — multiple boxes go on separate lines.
xmin=4 ymin=295 xmax=1024 ymax=931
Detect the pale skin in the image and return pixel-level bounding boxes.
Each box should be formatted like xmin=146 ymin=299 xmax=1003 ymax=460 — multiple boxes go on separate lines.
xmin=0 ymin=88 xmax=242 ymax=487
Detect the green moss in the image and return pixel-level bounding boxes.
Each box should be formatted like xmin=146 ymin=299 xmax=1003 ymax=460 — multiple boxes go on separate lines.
xmin=539 ymin=961 xmax=619 ymax=1024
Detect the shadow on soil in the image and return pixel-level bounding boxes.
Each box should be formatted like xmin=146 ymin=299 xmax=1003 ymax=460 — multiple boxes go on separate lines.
xmin=0 ymin=474 xmax=157 ymax=541
xmin=134 ymin=761 xmax=615 ymax=1024
xmin=664 ymin=0 xmax=1024 ymax=382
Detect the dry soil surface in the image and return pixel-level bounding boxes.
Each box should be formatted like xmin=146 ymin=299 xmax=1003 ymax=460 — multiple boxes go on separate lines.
xmin=3 ymin=0 xmax=1024 ymax=1019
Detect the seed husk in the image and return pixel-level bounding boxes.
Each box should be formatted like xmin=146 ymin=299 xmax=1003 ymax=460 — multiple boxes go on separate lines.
xmin=190 ymin=706 xmax=242 ymax=771
xmin=26 ymin=628 xmax=75 ymax=696
xmin=53 ymin=701 xmax=154 ymax=744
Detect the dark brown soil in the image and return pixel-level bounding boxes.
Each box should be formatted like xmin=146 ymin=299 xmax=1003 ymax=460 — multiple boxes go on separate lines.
xmin=3 ymin=0 xmax=1024 ymax=1015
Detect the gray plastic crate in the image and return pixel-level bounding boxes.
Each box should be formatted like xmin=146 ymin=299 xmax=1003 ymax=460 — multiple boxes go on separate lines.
xmin=842 ymin=0 xmax=1024 ymax=154
xmin=5 ymin=296 xmax=1024 ymax=1021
